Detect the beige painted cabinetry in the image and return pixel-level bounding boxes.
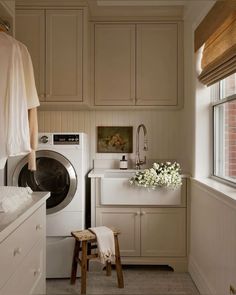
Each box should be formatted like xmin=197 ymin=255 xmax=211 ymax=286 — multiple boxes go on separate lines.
xmin=91 ymin=176 xmax=188 ymax=271
xmin=15 ymin=10 xmax=45 ymax=101
xmin=140 ymin=208 xmax=186 ymax=257
xmin=94 ymin=24 xmax=136 ymax=106
xmin=96 ymin=207 xmax=140 ymax=256
xmin=93 ymin=22 xmax=183 ymax=107
xmin=16 ymin=7 xmax=88 ymax=105
xmin=96 ymin=208 xmax=186 ymax=258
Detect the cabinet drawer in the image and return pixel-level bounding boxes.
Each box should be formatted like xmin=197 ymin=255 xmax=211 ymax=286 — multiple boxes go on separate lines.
xmin=0 ymin=205 xmax=45 ymax=288
xmin=1 ymin=240 xmax=44 ymax=295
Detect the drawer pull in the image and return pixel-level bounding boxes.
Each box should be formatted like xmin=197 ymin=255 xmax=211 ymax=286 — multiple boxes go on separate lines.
xmin=34 ymin=268 xmax=41 ymax=276
xmin=36 ymin=224 xmax=43 ymax=231
xmin=141 ymin=211 xmax=146 ymax=216
xmin=135 ymin=212 xmax=140 ymax=216
xmin=13 ymin=247 xmax=22 ymax=256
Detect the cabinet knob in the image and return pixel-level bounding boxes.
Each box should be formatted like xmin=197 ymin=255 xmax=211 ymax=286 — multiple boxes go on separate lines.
xmin=141 ymin=211 xmax=146 ymax=216
xmin=135 ymin=211 xmax=140 ymax=216
xmin=13 ymin=247 xmax=22 ymax=256
xmin=36 ymin=224 xmax=43 ymax=231
xmin=34 ymin=268 xmax=41 ymax=276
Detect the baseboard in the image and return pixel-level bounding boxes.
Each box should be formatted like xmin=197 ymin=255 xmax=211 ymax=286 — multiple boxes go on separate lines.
xmin=189 ymin=255 xmax=214 ymax=295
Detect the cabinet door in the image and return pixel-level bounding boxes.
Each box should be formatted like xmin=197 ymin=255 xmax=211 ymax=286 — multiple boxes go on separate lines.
xmin=15 ymin=10 xmax=45 ymax=101
xmin=141 ymin=208 xmax=186 ymax=256
xmin=136 ymin=23 xmax=182 ymax=106
xmin=96 ymin=207 xmax=140 ymax=256
xmin=94 ymin=24 xmax=135 ymax=106
xmin=46 ymin=10 xmax=83 ymax=102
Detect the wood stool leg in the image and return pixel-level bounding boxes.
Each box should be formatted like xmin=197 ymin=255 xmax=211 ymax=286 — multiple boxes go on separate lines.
xmin=106 ymin=261 xmax=112 ymax=276
xmin=87 ymin=242 xmax=91 ymax=271
xmin=81 ymin=241 xmax=88 ymax=294
xmin=114 ymin=235 xmax=124 ymax=288
xmin=71 ymin=240 xmax=80 ymax=285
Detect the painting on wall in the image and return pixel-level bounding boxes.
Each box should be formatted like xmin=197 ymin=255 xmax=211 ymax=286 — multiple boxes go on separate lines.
xmin=97 ymin=126 xmax=133 ymax=153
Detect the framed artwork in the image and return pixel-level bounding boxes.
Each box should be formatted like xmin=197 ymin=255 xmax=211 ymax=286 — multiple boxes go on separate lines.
xmin=97 ymin=126 xmax=133 ymax=153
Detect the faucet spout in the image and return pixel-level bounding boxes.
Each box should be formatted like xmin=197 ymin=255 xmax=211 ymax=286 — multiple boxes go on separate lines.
xmin=135 ymin=124 xmax=148 ymax=169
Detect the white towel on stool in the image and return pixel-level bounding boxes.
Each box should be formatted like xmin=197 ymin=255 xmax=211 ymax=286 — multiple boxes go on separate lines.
xmin=89 ymin=226 xmax=115 ymax=264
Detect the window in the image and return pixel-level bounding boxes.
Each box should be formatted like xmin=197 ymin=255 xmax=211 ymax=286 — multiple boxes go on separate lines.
xmin=213 ymin=73 xmax=236 ymax=184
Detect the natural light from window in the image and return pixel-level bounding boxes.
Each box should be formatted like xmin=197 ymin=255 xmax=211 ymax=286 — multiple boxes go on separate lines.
xmin=213 ymin=73 xmax=236 ymax=184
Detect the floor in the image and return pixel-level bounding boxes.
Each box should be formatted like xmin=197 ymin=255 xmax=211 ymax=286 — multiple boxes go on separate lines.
xmin=46 ymin=266 xmax=199 ymax=295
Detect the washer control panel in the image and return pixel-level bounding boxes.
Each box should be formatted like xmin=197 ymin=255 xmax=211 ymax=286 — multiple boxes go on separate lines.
xmin=53 ymin=134 xmax=80 ymax=145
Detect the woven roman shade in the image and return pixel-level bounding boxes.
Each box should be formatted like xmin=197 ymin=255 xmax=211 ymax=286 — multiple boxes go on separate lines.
xmin=198 ymin=10 xmax=236 ymax=86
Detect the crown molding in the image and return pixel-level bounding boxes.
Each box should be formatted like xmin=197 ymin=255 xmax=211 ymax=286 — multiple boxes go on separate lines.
xmin=16 ymin=0 xmax=88 ymax=8
xmin=97 ymin=0 xmax=186 ymax=6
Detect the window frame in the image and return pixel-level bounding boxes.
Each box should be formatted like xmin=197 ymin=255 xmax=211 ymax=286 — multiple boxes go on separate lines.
xmin=212 ymin=79 xmax=236 ymax=187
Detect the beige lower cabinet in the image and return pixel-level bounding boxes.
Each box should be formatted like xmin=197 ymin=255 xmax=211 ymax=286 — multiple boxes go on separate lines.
xmin=140 ymin=208 xmax=186 ymax=257
xmin=90 ymin=175 xmax=188 ymax=271
xmin=96 ymin=207 xmax=140 ymax=256
xmin=96 ymin=207 xmax=186 ymax=258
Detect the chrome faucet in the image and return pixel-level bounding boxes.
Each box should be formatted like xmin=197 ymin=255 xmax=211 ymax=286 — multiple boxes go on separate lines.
xmin=135 ymin=124 xmax=148 ymax=169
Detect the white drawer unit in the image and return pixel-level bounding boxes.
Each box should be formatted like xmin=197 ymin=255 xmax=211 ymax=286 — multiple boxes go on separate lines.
xmin=1 ymin=241 xmax=44 ymax=295
xmin=0 ymin=205 xmax=45 ymax=288
xmin=0 ymin=193 xmax=49 ymax=295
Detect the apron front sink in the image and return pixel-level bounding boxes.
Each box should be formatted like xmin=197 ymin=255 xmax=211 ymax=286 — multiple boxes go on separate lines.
xmin=100 ymin=170 xmax=184 ymax=206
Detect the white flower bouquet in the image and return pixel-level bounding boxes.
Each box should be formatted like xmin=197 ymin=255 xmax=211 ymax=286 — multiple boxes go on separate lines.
xmin=129 ymin=162 xmax=182 ymax=190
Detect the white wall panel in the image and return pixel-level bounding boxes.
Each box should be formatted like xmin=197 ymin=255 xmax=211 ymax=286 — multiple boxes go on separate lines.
xmin=38 ymin=110 xmax=188 ymax=170
xmin=189 ymin=180 xmax=236 ymax=295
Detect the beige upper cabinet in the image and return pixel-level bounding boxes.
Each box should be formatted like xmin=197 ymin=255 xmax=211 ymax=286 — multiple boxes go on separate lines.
xmin=16 ymin=10 xmax=45 ymax=101
xmin=94 ymin=24 xmax=136 ymax=106
xmin=46 ymin=10 xmax=83 ymax=102
xmin=16 ymin=8 xmax=87 ymax=104
xmin=136 ymin=24 xmax=180 ymax=106
xmin=93 ymin=22 xmax=183 ymax=107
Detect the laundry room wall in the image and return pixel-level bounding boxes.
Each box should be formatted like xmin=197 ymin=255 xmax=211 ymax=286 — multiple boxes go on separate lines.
xmin=38 ymin=109 xmax=191 ymax=172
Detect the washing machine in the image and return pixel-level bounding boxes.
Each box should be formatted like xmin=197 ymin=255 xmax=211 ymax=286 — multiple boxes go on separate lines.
xmin=7 ymin=132 xmax=89 ymax=278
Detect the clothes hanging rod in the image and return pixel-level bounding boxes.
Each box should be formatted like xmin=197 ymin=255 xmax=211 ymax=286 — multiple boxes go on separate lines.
xmin=0 ymin=17 xmax=10 ymax=31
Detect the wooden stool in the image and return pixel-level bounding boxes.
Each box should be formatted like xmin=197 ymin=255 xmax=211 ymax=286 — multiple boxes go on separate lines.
xmin=70 ymin=228 xmax=124 ymax=294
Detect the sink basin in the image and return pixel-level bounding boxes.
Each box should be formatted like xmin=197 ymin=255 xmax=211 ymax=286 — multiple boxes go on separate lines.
xmin=100 ymin=170 xmax=183 ymax=206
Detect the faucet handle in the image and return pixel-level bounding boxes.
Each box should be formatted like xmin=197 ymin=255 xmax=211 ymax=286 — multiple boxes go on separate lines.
xmin=144 ymin=140 xmax=148 ymax=151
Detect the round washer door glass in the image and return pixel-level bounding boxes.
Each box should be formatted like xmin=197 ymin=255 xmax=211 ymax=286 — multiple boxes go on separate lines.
xmin=14 ymin=150 xmax=77 ymax=214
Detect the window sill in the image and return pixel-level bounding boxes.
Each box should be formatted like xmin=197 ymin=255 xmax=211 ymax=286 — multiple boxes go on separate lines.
xmin=191 ymin=177 xmax=236 ymax=208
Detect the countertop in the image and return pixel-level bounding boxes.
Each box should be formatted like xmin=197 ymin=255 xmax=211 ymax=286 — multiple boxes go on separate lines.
xmin=0 ymin=192 xmax=50 ymax=242
xmin=88 ymin=168 xmax=190 ymax=178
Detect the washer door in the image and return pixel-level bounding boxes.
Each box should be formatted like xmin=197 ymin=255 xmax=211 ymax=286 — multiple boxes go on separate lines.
xmin=12 ymin=150 xmax=77 ymax=214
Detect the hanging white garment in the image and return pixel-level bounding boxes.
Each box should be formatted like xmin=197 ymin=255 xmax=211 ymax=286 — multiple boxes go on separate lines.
xmin=0 ymin=32 xmax=39 ymax=169
xmin=18 ymin=42 xmax=39 ymax=110
xmin=18 ymin=42 xmax=40 ymax=171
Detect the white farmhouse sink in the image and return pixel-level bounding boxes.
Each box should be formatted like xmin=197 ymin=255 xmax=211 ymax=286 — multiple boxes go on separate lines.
xmin=100 ymin=170 xmax=183 ymax=206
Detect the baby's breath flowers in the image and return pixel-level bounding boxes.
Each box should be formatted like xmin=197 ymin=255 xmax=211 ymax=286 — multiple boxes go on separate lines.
xmin=129 ymin=162 xmax=182 ymax=190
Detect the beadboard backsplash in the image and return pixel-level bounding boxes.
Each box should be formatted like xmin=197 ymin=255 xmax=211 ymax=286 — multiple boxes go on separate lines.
xmin=38 ymin=110 xmax=190 ymax=171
